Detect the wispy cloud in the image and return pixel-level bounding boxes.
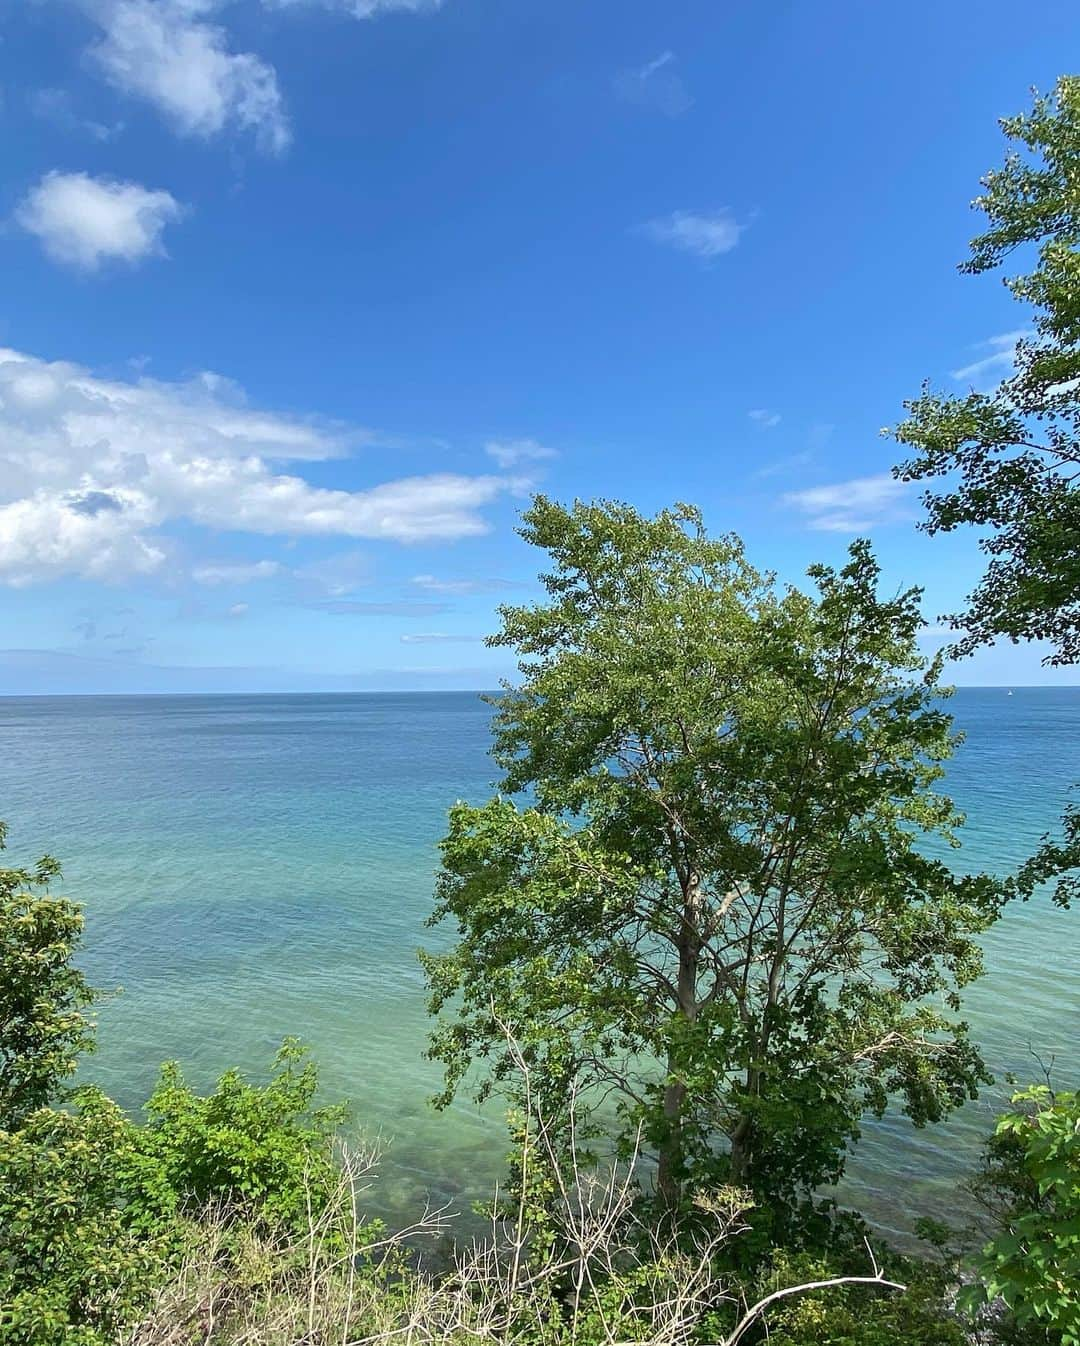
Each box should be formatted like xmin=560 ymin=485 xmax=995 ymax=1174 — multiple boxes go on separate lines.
xmin=612 ymin=50 xmax=692 ymax=117
xmin=951 ymin=330 xmax=1031 ymax=386
xmin=192 ymin=560 xmax=282 ymax=585
xmin=399 ymin=632 xmax=482 ymax=644
xmin=748 ymin=408 xmax=780 ymax=429
xmin=29 ymin=87 xmax=123 ymax=140
xmin=310 ymin=600 xmax=450 ymax=616
xmin=755 ymin=422 xmax=833 ymax=478
xmin=485 ymin=438 xmax=558 ymax=469
xmin=808 ymin=422 xmax=835 ymax=450
xmin=641 ymin=209 xmax=744 ymax=259
xmin=783 ymin=473 xmax=911 ymax=532
xmin=411 ymin=573 xmax=518 ymax=595
xmin=87 ymin=0 xmax=291 ymax=153
xmin=918 ymin=623 xmax=959 ymax=642
xmin=261 ymin=0 xmax=444 ymax=14
xmin=0 ymin=647 xmax=502 ymax=695
xmin=291 ymin=549 xmax=371 ymax=596
xmin=754 ymin=449 xmax=814 ymax=479
xmin=15 ymin=171 xmax=185 ymax=270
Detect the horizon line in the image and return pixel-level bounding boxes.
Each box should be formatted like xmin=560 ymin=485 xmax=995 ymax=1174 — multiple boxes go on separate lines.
xmin=2 ymin=684 xmax=1079 ymax=700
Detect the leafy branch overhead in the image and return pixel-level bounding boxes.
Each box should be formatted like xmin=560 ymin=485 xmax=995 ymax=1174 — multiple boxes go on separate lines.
xmin=892 ymin=76 xmax=1080 ymax=666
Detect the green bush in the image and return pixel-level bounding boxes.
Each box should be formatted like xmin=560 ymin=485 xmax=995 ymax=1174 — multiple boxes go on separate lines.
xmin=0 ymin=823 xmax=97 ymax=1129
xmin=140 ymin=1037 xmax=349 ymax=1237
xmin=962 ymin=1086 xmax=1080 ymax=1345
xmin=0 ymin=1089 xmax=177 ymax=1346
xmin=746 ymin=1248 xmax=968 ymax=1346
xmin=0 ymin=1045 xmax=352 ymax=1345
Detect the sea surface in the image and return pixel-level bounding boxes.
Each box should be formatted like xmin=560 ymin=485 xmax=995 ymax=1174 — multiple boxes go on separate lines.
xmin=0 ymin=688 xmax=1077 ymax=1239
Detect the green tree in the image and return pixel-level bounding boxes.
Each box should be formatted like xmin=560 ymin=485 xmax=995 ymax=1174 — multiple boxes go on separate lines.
xmin=892 ymin=76 xmax=1080 ymax=670
xmin=0 ymin=821 xmax=97 ymax=1128
xmin=891 ymin=78 xmax=1080 ymax=1337
xmin=423 ymin=498 xmax=1000 ymax=1224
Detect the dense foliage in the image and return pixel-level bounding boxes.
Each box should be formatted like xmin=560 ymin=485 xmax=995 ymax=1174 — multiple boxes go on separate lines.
xmin=962 ymin=1087 xmax=1080 ymax=1345
xmin=424 ymin=498 xmax=1000 ymax=1231
xmin=0 ymin=821 xmax=97 ymax=1129
xmin=892 ymin=76 xmax=1080 ymax=1345
xmin=751 ymin=1249 xmax=968 ymax=1346
xmin=142 ymin=1039 xmax=349 ymax=1238
xmin=0 ymin=830 xmax=352 ymax=1344
xmin=0 ymin=1089 xmax=175 ymax=1345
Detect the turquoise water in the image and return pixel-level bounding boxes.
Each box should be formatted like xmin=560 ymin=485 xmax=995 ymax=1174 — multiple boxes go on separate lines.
xmin=0 ymin=688 xmax=1077 ymax=1237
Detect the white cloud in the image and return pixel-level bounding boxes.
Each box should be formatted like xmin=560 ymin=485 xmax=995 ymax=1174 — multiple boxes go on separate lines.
xmin=783 ymin=473 xmax=910 ymax=533
xmin=15 ymin=171 xmax=184 ymax=270
xmin=748 ymin=408 xmax=781 ymax=429
xmin=228 ymin=602 xmax=249 ymax=617
xmin=0 ymin=346 xmax=513 ymax=587
xmin=0 ymin=488 xmax=166 ymax=587
xmin=80 ymin=0 xmax=444 ymax=151
xmin=642 ymin=209 xmax=743 ymax=259
xmin=485 ymin=438 xmax=558 ymax=469
xmin=192 ymin=559 xmax=282 ymax=585
xmin=612 ymin=50 xmax=692 ymax=117
xmin=88 ymin=0 xmax=290 ymax=153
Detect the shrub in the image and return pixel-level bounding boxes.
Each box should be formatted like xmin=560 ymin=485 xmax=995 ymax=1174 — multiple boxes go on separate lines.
xmin=962 ymin=1086 xmax=1080 ymax=1345
xmin=140 ymin=1037 xmax=350 ymax=1237
xmin=747 ymin=1248 xmax=967 ymax=1346
xmin=0 ymin=1089 xmax=177 ymax=1346
xmin=0 ymin=822 xmax=97 ymax=1128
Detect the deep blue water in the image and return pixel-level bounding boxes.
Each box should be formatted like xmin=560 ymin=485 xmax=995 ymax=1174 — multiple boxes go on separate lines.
xmin=0 ymin=687 xmax=1076 ymax=1236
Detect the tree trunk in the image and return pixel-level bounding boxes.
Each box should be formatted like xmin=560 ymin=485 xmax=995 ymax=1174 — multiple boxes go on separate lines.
xmin=657 ymin=1073 xmax=686 ymax=1207
xmin=656 ymin=872 xmax=703 ymax=1208
xmin=728 ymin=1110 xmax=753 ymax=1185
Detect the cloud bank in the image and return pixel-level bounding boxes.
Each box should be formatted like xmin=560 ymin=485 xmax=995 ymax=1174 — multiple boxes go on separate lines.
xmin=0 ymin=347 xmax=512 ymax=587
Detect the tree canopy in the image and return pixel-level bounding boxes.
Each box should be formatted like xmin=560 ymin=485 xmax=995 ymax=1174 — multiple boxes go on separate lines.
xmin=424 ymin=498 xmax=1000 ymax=1225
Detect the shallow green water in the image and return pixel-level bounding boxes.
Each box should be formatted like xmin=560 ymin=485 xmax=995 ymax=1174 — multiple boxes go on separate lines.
xmin=0 ymin=688 xmax=1076 ymax=1239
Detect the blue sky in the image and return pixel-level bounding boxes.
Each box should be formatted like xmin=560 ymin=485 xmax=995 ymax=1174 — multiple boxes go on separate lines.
xmin=1 ymin=0 xmax=1077 ymax=692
